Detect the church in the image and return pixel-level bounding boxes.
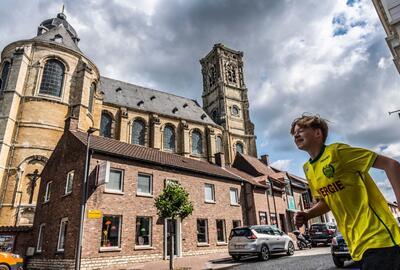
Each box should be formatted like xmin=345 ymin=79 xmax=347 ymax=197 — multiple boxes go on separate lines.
xmin=0 ymin=11 xmax=314 ymax=268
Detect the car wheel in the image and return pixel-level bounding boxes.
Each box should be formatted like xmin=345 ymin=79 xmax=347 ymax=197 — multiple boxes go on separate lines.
xmin=258 ymin=245 xmax=270 ymax=261
xmin=287 ymin=241 xmax=294 ymax=256
xmin=0 ymin=264 xmax=10 ymax=270
xmin=232 ymin=255 xmax=241 ymax=261
xmin=332 ymin=255 xmax=345 ymax=268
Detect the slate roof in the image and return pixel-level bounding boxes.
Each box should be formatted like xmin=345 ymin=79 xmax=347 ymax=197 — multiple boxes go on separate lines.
xmin=225 ymin=167 xmax=266 ymax=188
xmin=100 ymin=77 xmax=216 ymax=126
xmin=71 ymin=130 xmax=241 ymax=181
xmin=32 ymin=24 xmax=81 ymax=53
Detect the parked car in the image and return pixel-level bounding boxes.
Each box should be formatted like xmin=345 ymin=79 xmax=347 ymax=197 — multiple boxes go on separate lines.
xmin=0 ymin=252 xmax=23 ymax=270
xmin=309 ymin=223 xmax=337 ymax=246
xmin=331 ymin=232 xmax=352 ymax=268
xmin=228 ymin=225 xmax=295 ymax=261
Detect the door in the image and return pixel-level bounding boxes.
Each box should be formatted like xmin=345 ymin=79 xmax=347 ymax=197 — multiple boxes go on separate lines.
xmin=164 ymin=218 xmax=181 ymax=258
xmin=272 ymin=228 xmax=286 ymax=250
xmin=264 ymin=226 xmax=280 ymax=251
xmin=279 ymin=214 xmax=287 ymax=233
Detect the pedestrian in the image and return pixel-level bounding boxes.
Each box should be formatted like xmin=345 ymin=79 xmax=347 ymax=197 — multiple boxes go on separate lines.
xmin=291 ymin=114 xmax=400 ymax=270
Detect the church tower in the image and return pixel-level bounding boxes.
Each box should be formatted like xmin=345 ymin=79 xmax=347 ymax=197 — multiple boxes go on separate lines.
xmin=200 ymin=44 xmax=257 ymax=164
xmin=0 ymin=11 xmax=100 ymax=227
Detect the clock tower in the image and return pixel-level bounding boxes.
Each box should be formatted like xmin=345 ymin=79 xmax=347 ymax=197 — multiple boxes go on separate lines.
xmin=200 ymin=44 xmax=257 ymax=164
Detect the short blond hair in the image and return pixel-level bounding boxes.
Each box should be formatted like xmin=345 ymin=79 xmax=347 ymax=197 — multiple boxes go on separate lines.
xmin=290 ymin=114 xmax=329 ymax=143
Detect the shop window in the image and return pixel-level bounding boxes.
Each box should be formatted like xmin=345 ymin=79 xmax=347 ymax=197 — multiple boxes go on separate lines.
xmin=136 ymin=217 xmax=151 ymax=246
xmin=101 ymin=215 xmax=121 ymax=248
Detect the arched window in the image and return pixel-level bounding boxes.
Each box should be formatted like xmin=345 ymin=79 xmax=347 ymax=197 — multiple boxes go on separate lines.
xmin=88 ymin=83 xmax=96 ymax=112
xmin=0 ymin=61 xmax=11 ymax=94
xmin=100 ymin=113 xmax=112 ymax=138
xmin=132 ymin=119 xmax=145 ymax=146
xmin=39 ymin=59 xmax=65 ymax=97
xmin=163 ymin=125 xmax=175 ymax=151
xmin=211 ymin=109 xmax=219 ymax=123
xmin=236 ymin=142 xmax=244 ymax=154
xmin=191 ymin=130 xmax=203 ymax=154
xmin=216 ymin=136 xmax=223 ymax=153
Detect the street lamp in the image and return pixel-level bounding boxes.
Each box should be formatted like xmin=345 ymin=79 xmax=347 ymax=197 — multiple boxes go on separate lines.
xmin=75 ymin=127 xmax=98 ymax=270
xmin=389 ymin=109 xmax=400 ymax=119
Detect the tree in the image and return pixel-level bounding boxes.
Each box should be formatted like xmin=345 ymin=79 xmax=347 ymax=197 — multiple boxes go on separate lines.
xmin=155 ymin=182 xmax=194 ymax=270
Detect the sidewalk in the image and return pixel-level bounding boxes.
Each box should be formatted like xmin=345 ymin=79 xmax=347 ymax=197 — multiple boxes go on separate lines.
xmin=111 ymin=251 xmax=239 ymax=270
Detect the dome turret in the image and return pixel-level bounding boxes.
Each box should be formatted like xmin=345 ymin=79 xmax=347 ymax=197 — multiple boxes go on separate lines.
xmin=37 ymin=12 xmax=80 ymax=44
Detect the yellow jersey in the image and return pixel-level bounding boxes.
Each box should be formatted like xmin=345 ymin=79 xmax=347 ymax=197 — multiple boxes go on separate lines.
xmin=303 ymin=143 xmax=400 ymax=261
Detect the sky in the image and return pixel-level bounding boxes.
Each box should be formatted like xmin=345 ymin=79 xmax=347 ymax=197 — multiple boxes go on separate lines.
xmin=1 ymin=0 xmax=400 ymax=202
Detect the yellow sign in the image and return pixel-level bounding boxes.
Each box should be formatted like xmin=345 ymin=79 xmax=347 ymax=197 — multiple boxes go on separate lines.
xmin=88 ymin=210 xmax=102 ymax=219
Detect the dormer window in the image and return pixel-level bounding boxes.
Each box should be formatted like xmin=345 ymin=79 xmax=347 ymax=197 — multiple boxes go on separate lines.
xmin=53 ymin=34 xmax=63 ymax=43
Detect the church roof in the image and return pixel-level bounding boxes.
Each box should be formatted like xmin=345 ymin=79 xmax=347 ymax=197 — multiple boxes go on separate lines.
xmin=100 ymin=76 xmax=216 ymax=126
xmin=32 ymin=24 xmax=82 ymax=53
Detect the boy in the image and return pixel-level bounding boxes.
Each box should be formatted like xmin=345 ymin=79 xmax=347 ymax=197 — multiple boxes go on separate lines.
xmin=291 ymin=114 xmax=400 ymax=269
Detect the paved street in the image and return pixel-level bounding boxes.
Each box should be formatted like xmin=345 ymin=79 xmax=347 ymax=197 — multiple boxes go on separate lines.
xmin=224 ymin=247 xmax=361 ymax=270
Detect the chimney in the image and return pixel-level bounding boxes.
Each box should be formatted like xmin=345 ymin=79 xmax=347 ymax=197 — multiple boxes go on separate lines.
xmin=261 ymin=154 xmax=269 ymax=165
xmin=64 ymin=116 xmax=79 ymax=131
xmin=215 ymin=152 xmax=225 ymax=168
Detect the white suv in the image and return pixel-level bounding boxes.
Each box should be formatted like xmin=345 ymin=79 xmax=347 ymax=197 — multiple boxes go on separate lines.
xmin=228 ymin=225 xmax=295 ymax=261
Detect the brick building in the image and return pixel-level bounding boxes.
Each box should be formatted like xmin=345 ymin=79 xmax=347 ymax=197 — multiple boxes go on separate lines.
xmin=25 ymin=126 xmax=311 ymax=269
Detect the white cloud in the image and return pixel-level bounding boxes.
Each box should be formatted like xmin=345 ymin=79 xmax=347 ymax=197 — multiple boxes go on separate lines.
xmin=271 ymin=159 xmax=292 ymax=171
xmin=376 ymin=179 xmax=396 ymax=203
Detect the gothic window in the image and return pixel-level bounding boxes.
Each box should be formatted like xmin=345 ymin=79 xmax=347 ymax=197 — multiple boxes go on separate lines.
xmin=100 ymin=113 xmax=112 ymax=138
xmin=231 ymin=105 xmax=240 ymax=116
xmin=191 ymin=130 xmax=203 ymax=155
xmin=88 ymin=83 xmax=96 ymax=113
xmin=39 ymin=59 xmax=65 ymax=97
xmin=163 ymin=125 xmax=175 ymax=151
xmin=226 ymin=63 xmax=237 ymax=84
xmin=0 ymin=61 xmax=10 ymax=94
xmin=208 ymin=65 xmax=217 ymax=87
xmin=216 ymin=136 xmax=223 ymax=153
xmin=211 ymin=109 xmax=219 ymax=123
xmin=132 ymin=119 xmax=145 ymax=146
xmin=236 ymin=142 xmax=244 ymax=154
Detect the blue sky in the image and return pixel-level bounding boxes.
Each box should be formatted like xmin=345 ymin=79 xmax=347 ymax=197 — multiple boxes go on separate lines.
xmin=1 ymin=0 xmax=400 ymax=202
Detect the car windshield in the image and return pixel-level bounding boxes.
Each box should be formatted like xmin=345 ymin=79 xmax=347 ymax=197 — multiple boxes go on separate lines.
xmin=311 ymin=224 xmax=326 ymax=230
xmin=230 ymin=228 xmax=252 ymax=237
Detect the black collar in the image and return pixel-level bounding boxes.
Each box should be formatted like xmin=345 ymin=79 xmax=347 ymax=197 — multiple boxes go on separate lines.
xmin=309 ymin=145 xmax=326 ymax=164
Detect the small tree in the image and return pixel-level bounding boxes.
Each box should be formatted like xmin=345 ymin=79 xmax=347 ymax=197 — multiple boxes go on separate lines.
xmin=155 ymin=182 xmax=194 ymax=270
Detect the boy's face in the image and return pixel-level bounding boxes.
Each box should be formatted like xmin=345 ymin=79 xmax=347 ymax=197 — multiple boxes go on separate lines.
xmin=293 ymin=124 xmax=323 ymax=151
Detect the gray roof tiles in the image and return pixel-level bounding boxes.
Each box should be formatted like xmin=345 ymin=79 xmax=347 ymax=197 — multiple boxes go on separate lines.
xmin=100 ymin=76 xmax=216 ymax=125
xmin=32 ymin=24 xmax=82 ymax=53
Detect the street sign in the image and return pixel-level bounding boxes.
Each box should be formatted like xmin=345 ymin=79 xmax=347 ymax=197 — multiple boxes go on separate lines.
xmin=88 ymin=210 xmax=102 ymax=219
xmin=97 ymin=161 xmax=110 ymax=186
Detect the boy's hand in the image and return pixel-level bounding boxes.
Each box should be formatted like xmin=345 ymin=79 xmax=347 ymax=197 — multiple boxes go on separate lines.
xmin=295 ymin=211 xmax=309 ymax=228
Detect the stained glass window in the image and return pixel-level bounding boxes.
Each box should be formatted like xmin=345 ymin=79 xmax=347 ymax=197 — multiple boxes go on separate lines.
xmin=0 ymin=61 xmax=10 ymax=94
xmin=163 ymin=125 xmax=175 ymax=151
xmin=100 ymin=113 xmax=112 ymax=138
xmin=192 ymin=130 xmax=203 ymax=154
xmin=236 ymin=142 xmax=244 ymax=154
xmin=88 ymin=83 xmax=95 ymax=112
xmin=132 ymin=120 xmax=145 ymax=146
xmin=39 ymin=59 xmax=64 ymax=97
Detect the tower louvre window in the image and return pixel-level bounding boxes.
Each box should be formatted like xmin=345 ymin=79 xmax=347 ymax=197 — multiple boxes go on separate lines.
xmin=163 ymin=125 xmax=175 ymax=151
xmin=132 ymin=119 xmax=145 ymax=146
xmin=88 ymin=83 xmax=96 ymax=112
xmin=39 ymin=59 xmax=65 ymax=97
xmin=236 ymin=142 xmax=244 ymax=154
xmin=0 ymin=61 xmax=10 ymax=94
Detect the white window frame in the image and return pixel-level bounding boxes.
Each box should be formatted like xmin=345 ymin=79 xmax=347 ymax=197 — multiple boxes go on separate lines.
xmin=135 ymin=216 xmax=152 ymax=247
xmin=230 ymin=188 xmax=239 ymax=205
xmin=36 ymin=223 xmax=45 ymax=253
xmin=44 ymin=181 xmax=52 ymax=202
xmin=65 ymin=170 xmax=74 ymax=195
xmin=204 ymin=183 xmax=215 ymax=203
xmin=100 ymin=215 xmax=122 ymax=250
xmin=57 ymin=217 xmax=68 ymax=252
xmin=105 ymin=168 xmax=124 ymax=193
xmin=137 ymin=173 xmax=153 ymax=196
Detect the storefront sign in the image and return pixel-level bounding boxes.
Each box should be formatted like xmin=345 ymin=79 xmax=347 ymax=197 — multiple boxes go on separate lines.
xmin=88 ymin=210 xmax=102 ymax=219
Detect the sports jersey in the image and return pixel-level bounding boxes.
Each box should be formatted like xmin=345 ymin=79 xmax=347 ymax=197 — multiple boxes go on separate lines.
xmin=303 ymin=143 xmax=400 ymax=261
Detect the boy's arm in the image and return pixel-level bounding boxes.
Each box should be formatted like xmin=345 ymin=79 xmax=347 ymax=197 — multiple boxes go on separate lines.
xmin=295 ymin=199 xmax=330 ymax=228
xmin=373 ymin=155 xmax=400 ymax=207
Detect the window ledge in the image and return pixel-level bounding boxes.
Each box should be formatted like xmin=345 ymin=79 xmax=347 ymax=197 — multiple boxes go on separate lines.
xmin=55 ymin=250 xmax=64 ymax=254
xmin=104 ymin=190 xmax=124 ymax=195
xmin=205 ymin=200 xmax=216 ymax=204
xmin=62 ymin=192 xmax=72 ymax=198
xmin=230 ymin=203 xmax=240 ymax=207
xmin=217 ymin=242 xmax=228 ymax=246
xmin=99 ymin=247 xmax=122 ymax=252
xmin=42 ymin=200 xmax=50 ymax=205
xmin=134 ymin=245 xmax=154 ymax=250
xmin=136 ymin=193 xmax=153 ymax=198
xmin=197 ymin=243 xmax=210 ymax=247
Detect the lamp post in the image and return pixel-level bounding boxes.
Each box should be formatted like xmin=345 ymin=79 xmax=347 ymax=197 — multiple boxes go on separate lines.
xmin=75 ymin=127 xmax=98 ymax=270
xmin=389 ymin=109 xmax=400 ymax=118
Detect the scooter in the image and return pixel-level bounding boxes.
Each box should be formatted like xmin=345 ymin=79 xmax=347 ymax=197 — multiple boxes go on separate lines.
xmin=293 ymin=230 xmax=312 ymax=250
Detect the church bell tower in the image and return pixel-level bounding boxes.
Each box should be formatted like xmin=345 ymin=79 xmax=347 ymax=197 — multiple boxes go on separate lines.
xmin=200 ymin=44 xmax=257 ymax=164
